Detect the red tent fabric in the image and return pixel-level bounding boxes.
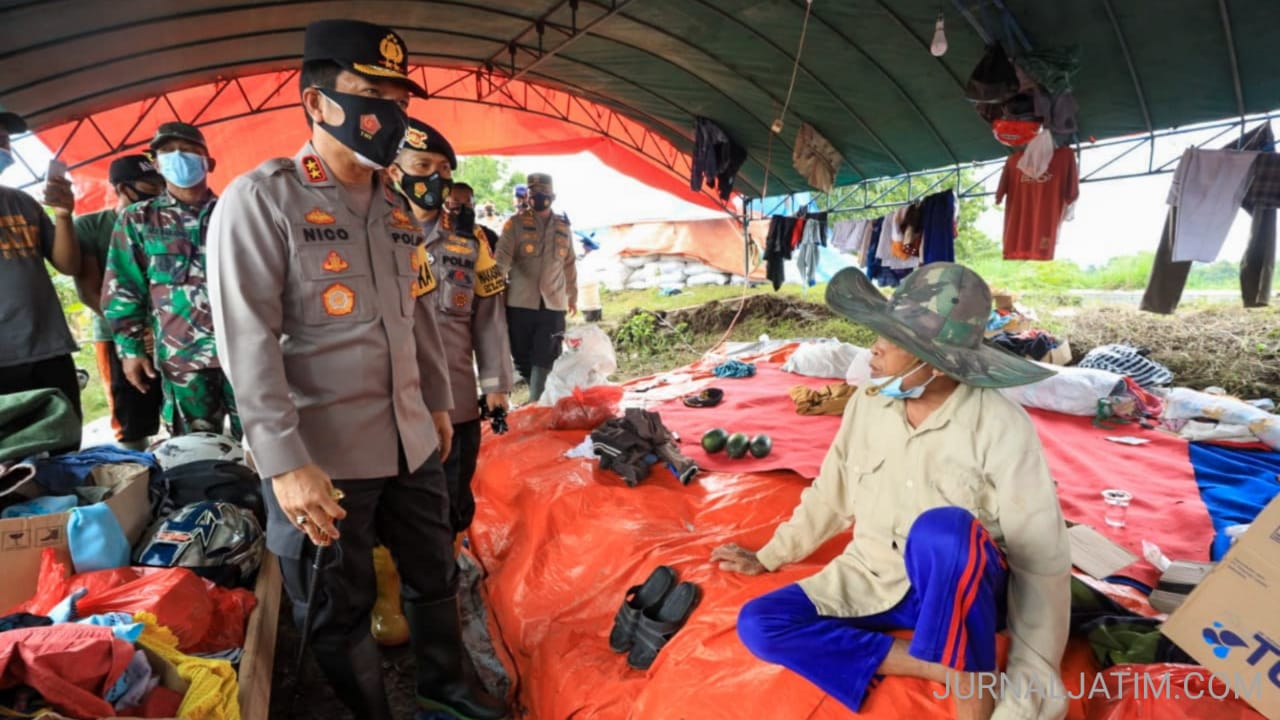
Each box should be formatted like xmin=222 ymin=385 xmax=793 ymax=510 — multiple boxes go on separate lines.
xmin=35 ymin=67 xmax=729 ymax=216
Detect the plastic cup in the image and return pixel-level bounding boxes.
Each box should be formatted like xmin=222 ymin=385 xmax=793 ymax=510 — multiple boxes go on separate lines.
xmin=1102 ymin=489 xmax=1132 ymax=528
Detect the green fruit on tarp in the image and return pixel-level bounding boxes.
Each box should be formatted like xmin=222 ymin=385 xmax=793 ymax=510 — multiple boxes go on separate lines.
xmin=702 ymin=428 xmax=729 ymax=454
xmin=725 ymin=432 xmax=750 ymax=459
xmin=749 ymin=434 xmax=772 ymax=458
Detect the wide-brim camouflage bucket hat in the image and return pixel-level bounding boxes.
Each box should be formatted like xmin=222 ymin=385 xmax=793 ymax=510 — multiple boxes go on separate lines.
xmin=825 ymin=263 xmax=1055 ymax=389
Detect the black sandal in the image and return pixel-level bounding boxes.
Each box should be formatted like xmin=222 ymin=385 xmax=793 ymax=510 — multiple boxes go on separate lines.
xmin=681 ymin=388 xmax=724 ymax=408
xmin=627 ymin=581 xmax=701 ymax=670
xmin=609 ymin=566 xmax=676 ymax=653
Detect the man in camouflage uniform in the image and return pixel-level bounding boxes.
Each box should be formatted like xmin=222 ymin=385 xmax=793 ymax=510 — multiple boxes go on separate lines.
xmin=103 ymin=122 xmax=239 ymax=438
xmin=494 ymin=173 xmax=576 ymax=402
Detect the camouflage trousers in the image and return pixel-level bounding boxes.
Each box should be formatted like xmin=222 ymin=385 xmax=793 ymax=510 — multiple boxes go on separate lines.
xmin=161 ymin=367 xmax=242 ymax=440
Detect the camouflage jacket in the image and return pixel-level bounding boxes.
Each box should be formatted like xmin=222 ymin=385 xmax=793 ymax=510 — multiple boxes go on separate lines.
xmin=103 ymin=190 xmax=220 ymax=376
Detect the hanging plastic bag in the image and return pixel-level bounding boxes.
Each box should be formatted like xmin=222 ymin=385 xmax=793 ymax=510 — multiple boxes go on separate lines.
xmin=540 ymin=324 xmax=618 ymax=407
xmin=1017 ymin=128 xmax=1055 ymax=178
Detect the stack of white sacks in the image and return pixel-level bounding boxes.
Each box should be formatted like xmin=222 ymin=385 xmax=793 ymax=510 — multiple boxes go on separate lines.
xmin=578 ymin=252 xmax=741 ymax=292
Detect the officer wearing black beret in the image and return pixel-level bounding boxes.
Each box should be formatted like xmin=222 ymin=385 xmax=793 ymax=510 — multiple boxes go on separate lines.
xmin=208 ymin=19 xmax=507 ymax=720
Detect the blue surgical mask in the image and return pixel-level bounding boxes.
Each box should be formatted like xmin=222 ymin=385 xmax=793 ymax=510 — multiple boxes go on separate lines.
xmin=868 ymin=363 xmax=936 ymax=400
xmin=156 ymin=150 xmax=207 ymax=188
xmin=0 ymin=147 xmax=13 ymax=175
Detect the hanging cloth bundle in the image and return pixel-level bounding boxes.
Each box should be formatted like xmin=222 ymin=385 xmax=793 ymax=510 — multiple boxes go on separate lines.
xmin=792 ymin=122 xmax=843 ymax=193
xmin=690 ymin=117 xmax=748 ymax=201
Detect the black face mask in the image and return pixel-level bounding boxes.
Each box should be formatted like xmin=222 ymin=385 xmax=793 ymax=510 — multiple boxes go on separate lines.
xmin=317 ymin=89 xmax=408 ymax=169
xmin=396 ymin=169 xmax=451 ymax=212
xmin=120 ymin=184 xmax=159 ymax=205
xmin=450 ymin=206 xmax=476 ymax=237
xmin=530 ymin=193 xmax=552 ymax=211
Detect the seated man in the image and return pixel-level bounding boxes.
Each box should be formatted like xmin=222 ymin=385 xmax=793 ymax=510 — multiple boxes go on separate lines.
xmin=712 ymin=263 xmax=1071 ymax=720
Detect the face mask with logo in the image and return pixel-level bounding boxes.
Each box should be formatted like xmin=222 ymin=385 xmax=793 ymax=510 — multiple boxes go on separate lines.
xmin=0 ymin=148 xmax=13 ymax=175
xmin=867 ymin=362 xmax=936 ymax=400
xmin=396 ymin=168 xmax=451 ymax=212
xmin=156 ymin=151 xmax=208 ymax=189
xmin=317 ymin=89 xmax=408 ymax=169
xmin=530 ymin=193 xmax=552 ymax=212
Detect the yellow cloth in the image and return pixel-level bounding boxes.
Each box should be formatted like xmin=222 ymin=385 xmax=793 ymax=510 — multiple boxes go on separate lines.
xmin=788 ymin=383 xmax=856 ymax=416
xmin=133 ymin=612 xmax=241 ymax=720
xmin=756 ymin=384 xmax=1072 ymax=720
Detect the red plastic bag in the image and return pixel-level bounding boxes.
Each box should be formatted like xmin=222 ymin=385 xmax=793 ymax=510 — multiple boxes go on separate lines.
xmin=12 ymin=548 xmax=255 ymax=652
xmin=1087 ymin=664 xmax=1268 ymax=719
xmin=549 ymin=385 xmax=624 ymax=430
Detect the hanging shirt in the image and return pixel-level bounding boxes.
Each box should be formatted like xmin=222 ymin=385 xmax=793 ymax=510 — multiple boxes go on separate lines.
xmin=1167 ymin=148 xmax=1258 ymax=263
xmin=996 ymin=146 xmax=1079 ymax=261
xmin=920 ymin=191 xmax=957 ymax=265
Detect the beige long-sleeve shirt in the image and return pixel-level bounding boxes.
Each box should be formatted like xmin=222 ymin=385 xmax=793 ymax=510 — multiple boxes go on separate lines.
xmin=494 ymin=209 xmax=576 ymax=311
xmin=208 ymin=144 xmax=453 ymax=485
xmin=757 ymin=384 xmax=1071 ymax=720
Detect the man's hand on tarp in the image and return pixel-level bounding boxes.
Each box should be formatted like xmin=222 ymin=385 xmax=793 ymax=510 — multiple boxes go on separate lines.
xmin=712 ymin=543 xmax=766 ymax=575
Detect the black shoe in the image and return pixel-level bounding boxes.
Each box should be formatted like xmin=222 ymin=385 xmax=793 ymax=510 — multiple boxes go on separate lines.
xmin=608 ymin=566 xmax=676 ymax=653
xmin=627 ymin=581 xmax=701 ymax=671
xmin=308 ymin=629 xmax=393 ymax=720
xmin=406 ymin=596 xmax=509 ymax=720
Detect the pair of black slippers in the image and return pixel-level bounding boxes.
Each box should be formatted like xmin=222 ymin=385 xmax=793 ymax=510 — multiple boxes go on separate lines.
xmin=608 ymin=565 xmax=701 ymax=670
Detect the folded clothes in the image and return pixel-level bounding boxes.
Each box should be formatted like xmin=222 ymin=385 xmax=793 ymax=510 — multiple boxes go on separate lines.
xmin=788 ymin=383 xmax=856 ymax=416
xmin=713 ymin=360 xmax=756 ymax=378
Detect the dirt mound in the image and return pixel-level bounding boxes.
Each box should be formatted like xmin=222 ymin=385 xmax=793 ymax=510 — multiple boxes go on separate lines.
xmin=1059 ymin=304 xmax=1280 ymax=399
xmin=654 ymin=294 xmax=835 ymax=335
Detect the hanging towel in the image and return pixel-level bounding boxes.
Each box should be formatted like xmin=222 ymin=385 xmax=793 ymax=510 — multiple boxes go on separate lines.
xmin=1168 ymin=148 xmax=1259 ymax=262
xmin=793 ymin=123 xmax=844 ymax=193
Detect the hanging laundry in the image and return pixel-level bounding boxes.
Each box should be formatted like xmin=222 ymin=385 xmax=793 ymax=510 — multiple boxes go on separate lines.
xmin=1167 ymin=148 xmax=1259 ymax=263
xmin=1142 ymin=123 xmax=1276 ymax=314
xmin=690 ymin=117 xmax=748 ymax=201
xmin=830 ymin=219 xmax=865 ymax=254
xmin=793 ymin=123 xmax=843 ymax=193
xmin=796 ymin=215 xmax=825 ymax=287
xmin=894 ymin=203 xmax=924 ymax=260
xmin=996 ymin=145 xmax=1078 ymax=260
xmin=857 ymin=220 xmax=876 ymax=267
xmin=1017 ymin=129 xmax=1056 ymax=180
xmin=879 ymin=207 xmax=921 ymax=270
xmin=764 ymin=215 xmax=798 ymax=291
xmin=920 ymin=191 xmax=957 ymax=264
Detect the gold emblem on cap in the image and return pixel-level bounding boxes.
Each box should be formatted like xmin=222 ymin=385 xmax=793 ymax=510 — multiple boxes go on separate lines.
xmin=380 ymin=33 xmax=405 ymax=71
xmin=404 ymin=126 xmax=427 ymax=149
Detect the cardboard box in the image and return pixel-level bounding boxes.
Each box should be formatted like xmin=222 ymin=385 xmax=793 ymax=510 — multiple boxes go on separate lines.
xmin=238 ymin=555 xmax=282 ymax=720
xmin=0 ymin=463 xmax=151 ymax=611
xmin=1041 ymin=339 xmax=1072 ymax=366
xmin=1162 ymin=494 xmax=1280 ymax=719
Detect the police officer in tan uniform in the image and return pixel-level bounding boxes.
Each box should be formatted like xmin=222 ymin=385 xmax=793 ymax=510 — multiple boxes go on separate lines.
xmin=494 ymin=173 xmax=576 ymax=402
xmin=207 ymin=20 xmax=506 ymax=720
xmin=385 ymin=119 xmax=513 ymax=547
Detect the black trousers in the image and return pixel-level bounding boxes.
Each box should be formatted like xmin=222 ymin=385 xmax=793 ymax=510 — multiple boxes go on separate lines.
xmin=0 ymin=353 xmax=83 ymax=420
xmin=506 ymin=306 xmax=565 ymax=380
xmin=442 ymin=419 xmax=483 ymax=534
xmin=272 ymin=451 xmax=457 ymax=660
xmin=97 ymin=340 xmax=162 ymax=443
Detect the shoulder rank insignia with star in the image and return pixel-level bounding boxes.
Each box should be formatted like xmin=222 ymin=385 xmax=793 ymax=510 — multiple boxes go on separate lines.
xmin=302 ymin=155 xmax=327 ymax=183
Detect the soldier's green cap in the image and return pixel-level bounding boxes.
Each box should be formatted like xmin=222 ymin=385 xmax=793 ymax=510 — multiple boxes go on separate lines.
xmin=526 ymin=173 xmax=553 ymax=194
xmin=825 ymin=263 xmax=1055 ymax=388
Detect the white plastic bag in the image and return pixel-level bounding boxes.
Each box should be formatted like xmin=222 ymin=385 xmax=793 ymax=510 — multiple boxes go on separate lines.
xmin=782 ymin=340 xmax=865 ymax=380
xmin=540 ymin=324 xmax=619 ymax=406
xmin=999 ymin=363 xmax=1124 ymax=416
xmin=686 ymin=272 xmax=730 ymax=286
xmin=1017 ymin=129 xmax=1054 ymax=180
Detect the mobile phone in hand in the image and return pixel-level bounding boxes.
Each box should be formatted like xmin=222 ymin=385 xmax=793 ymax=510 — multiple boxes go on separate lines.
xmin=47 ymin=159 xmax=68 ymax=181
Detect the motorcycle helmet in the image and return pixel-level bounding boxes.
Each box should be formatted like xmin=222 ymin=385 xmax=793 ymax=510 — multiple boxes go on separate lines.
xmin=135 ymin=501 xmax=265 ymax=587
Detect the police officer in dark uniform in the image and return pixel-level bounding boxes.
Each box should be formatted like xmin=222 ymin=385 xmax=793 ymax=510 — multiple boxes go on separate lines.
xmin=208 ymin=20 xmax=507 ymax=720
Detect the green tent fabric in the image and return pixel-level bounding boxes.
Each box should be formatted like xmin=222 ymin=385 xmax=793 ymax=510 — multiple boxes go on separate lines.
xmin=0 ymin=389 xmax=82 ymax=463
xmin=3 ymin=2 xmax=1280 ymax=196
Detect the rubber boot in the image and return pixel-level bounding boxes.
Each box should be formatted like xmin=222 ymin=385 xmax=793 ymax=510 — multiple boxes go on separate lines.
xmin=406 ymin=596 xmax=509 ymax=720
xmin=310 ymin=628 xmax=394 ymax=720
xmin=370 ymin=546 xmax=409 ymax=647
xmin=528 ymin=365 xmax=550 ymax=404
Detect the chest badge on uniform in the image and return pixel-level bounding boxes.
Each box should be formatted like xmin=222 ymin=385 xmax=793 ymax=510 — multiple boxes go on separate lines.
xmin=557 ymin=247 xmax=569 ymax=258
xmin=453 ymin=292 xmax=468 ymax=308
xmin=410 ymin=245 xmax=437 ymax=298
xmin=322 ymin=251 xmax=349 ymax=273
xmin=390 ymin=207 xmax=418 ymax=231
xmin=302 ymin=155 xmax=327 ymax=183
xmin=523 ymin=242 xmax=535 ymax=254
xmin=322 ymin=282 xmax=356 ymax=316
xmin=305 ymin=208 xmax=336 ymax=225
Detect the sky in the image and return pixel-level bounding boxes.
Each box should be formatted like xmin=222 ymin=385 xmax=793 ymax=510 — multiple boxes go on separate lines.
xmin=3 ymin=127 xmax=1259 ymax=268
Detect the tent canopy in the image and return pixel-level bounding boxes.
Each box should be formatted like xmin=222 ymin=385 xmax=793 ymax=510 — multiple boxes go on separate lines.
xmin=3 ymin=1 xmax=1279 ymax=208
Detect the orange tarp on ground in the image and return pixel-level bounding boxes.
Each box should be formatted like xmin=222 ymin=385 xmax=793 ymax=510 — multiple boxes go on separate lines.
xmin=600 ymin=217 xmax=769 ymax=278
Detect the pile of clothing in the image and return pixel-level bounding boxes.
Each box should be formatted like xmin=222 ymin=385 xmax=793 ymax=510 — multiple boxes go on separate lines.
xmin=0 ymin=432 xmax=266 ymax=718
xmin=828 ymin=190 xmax=957 ymax=288
xmin=590 ymin=409 xmax=698 ymax=487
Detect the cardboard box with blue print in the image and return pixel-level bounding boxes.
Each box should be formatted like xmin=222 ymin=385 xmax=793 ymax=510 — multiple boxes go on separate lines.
xmin=0 ymin=462 xmax=150 ymax=611
xmin=1162 ymin=493 xmax=1280 ymax=720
